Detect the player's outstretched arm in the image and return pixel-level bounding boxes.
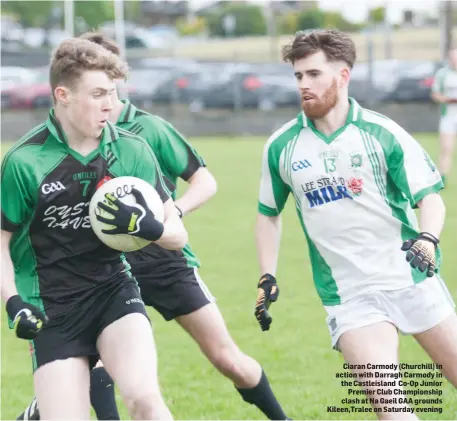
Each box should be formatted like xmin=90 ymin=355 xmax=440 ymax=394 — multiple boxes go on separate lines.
xmin=154 ymin=198 xmax=188 ymax=250
xmin=174 ymin=167 xmax=217 ymax=217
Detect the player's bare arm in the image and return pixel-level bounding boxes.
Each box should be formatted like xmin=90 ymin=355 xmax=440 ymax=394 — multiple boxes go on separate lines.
xmin=256 ymin=213 xmax=282 ymax=276
xmin=417 ymin=193 xmax=446 ymax=239
xmin=174 ymin=167 xmax=217 ymax=217
xmin=431 ymin=91 xmax=456 ymax=104
xmin=401 ymin=193 xmax=447 ymax=278
xmin=154 ymin=198 xmax=188 ymax=250
xmin=1 ymin=230 xmax=18 ymax=302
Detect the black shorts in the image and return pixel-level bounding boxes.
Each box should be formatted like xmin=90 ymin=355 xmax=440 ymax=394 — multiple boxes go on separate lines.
xmin=30 ymin=277 xmax=148 ymax=371
xmin=134 ymin=266 xmax=215 ymax=321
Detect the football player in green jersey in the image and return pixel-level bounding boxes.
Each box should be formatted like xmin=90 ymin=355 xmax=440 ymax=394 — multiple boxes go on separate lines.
xmin=4 ymin=38 xmax=188 ymax=420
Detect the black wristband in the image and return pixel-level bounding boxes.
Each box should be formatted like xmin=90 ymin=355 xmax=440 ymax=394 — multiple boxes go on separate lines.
xmin=6 ymin=295 xmax=24 ymax=319
xmin=418 ymin=232 xmax=440 ymax=246
xmin=258 ymin=273 xmax=277 ymax=286
xmin=175 ymin=205 xmax=183 ymax=219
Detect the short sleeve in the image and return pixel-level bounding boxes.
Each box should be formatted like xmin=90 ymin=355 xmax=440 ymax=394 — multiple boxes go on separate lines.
xmin=1 ymin=153 xmax=33 ymax=232
xmin=145 ymin=117 xmax=206 ymax=181
xmin=133 ymin=143 xmax=172 ymax=204
xmin=258 ymin=141 xmax=290 ymax=216
xmin=385 ymin=125 xmax=443 ymax=207
xmin=432 ymin=68 xmax=445 ymax=94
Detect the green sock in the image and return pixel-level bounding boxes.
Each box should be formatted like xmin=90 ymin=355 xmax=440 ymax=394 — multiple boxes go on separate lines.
xmin=442 ymin=175 xmax=447 ymax=186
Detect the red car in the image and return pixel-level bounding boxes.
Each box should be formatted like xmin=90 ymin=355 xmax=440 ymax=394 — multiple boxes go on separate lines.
xmin=2 ymin=71 xmax=52 ymax=109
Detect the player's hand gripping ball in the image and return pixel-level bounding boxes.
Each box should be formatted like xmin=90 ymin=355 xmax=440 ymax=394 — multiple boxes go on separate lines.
xmin=89 ymin=176 xmax=165 ymax=252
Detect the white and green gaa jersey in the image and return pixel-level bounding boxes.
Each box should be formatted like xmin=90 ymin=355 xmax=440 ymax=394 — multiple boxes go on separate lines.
xmin=258 ymin=98 xmax=444 ymax=306
xmin=432 ymin=66 xmax=457 ymax=116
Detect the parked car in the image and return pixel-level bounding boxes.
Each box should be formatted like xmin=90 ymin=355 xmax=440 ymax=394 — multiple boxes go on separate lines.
xmin=179 ymin=63 xmax=300 ymax=111
xmin=2 ymin=68 xmax=51 ymax=109
xmin=1 ymin=66 xmax=37 ymax=91
xmin=389 ymin=61 xmax=442 ymax=102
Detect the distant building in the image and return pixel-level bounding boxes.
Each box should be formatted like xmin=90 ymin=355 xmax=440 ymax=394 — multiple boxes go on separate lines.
xmin=140 ymin=0 xmax=189 ymax=26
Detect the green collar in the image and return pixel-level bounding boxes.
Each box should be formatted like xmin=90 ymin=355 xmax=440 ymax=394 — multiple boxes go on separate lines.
xmin=116 ymin=99 xmax=137 ymax=124
xmin=298 ymin=97 xmax=362 ymax=144
xmin=45 ymin=108 xmax=119 ymax=146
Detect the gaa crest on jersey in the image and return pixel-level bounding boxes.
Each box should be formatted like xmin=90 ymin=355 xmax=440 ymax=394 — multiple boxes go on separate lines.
xmin=349 ymin=153 xmax=363 ymax=169
xmin=346 ymin=177 xmax=363 ymax=196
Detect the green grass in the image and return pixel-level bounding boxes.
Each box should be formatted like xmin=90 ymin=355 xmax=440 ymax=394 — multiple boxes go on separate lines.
xmin=1 ymin=134 xmax=457 ymax=420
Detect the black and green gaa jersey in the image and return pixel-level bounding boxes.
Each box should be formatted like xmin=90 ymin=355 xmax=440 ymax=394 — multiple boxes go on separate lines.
xmin=116 ymin=100 xmax=205 ymax=279
xmin=1 ymin=109 xmax=170 ymax=316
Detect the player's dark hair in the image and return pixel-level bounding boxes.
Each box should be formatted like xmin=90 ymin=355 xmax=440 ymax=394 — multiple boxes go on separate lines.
xmin=282 ymin=29 xmax=356 ymax=69
xmin=79 ymin=32 xmax=121 ymax=56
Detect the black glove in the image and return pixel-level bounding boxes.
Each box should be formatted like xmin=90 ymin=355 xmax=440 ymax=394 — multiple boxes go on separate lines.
xmin=401 ymin=232 xmax=439 ymax=278
xmin=254 ymin=274 xmax=279 ymax=331
xmin=6 ymin=295 xmax=47 ymax=340
xmin=96 ymin=188 xmax=164 ymax=241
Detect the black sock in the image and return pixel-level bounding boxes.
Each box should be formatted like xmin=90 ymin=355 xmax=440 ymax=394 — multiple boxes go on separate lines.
xmin=90 ymin=367 xmax=120 ymax=420
xmin=236 ymin=369 xmax=289 ymax=420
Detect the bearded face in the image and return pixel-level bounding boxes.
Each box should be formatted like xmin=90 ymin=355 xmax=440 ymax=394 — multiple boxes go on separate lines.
xmin=301 ymin=77 xmax=338 ymax=119
xmin=293 ymin=50 xmax=348 ymax=120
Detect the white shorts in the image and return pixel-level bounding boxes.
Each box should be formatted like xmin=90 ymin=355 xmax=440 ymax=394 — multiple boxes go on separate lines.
xmin=324 ymin=276 xmax=455 ymax=350
xmin=439 ymin=114 xmax=457 ymax=134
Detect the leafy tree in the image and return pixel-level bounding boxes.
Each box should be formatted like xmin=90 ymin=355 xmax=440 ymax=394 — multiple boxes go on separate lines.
xmin=323 ymin=11 xmax=365 ymax=32
xmin=1 ymin=0 xmax=116 ymax=30
xmin=278 ymin=11 xmax=299 ymax=35
xmin=206 ymin=3 xmax=267 ymax=37
xmin=74 ymin=1 xmax=114 ymax=30
xmin=1 ymin=1 xmax=53 ymax=27
xmin=296 ymin=7 xmax=325 ymax=31
xmin=370 ymin=7 xmax=386 ymax=23
xmin=176 ymin=16 xmax=206 ymax=36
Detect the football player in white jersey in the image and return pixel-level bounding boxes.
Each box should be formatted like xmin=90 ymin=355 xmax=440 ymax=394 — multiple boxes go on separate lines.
xmin=431 ymin=47 xmax=457 ymax=186
xmin=254 ymin=29 xmax=457 ymax=419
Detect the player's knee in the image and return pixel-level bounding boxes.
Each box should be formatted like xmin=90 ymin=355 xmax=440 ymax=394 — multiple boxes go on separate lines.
xmin=209 ymin=344 xmax=244 ymax=378
xmin=125 ymin=390 xmax=164 ymax=416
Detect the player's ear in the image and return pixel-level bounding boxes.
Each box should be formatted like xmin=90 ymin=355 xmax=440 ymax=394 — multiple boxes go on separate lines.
xmin=54 ymin=86 xmax=70 ymax=106
xmin=339 ymin=67 xmax=350 ymax=88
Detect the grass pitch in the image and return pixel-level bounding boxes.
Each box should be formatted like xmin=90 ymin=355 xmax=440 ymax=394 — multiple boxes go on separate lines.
xmin=1 ymin=134 xmax=456 ymax=420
